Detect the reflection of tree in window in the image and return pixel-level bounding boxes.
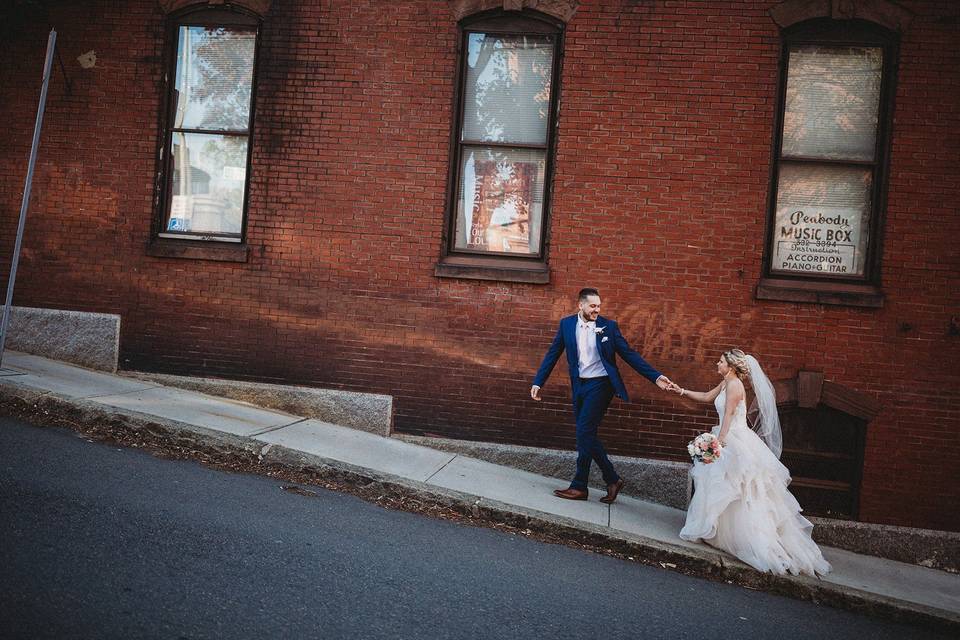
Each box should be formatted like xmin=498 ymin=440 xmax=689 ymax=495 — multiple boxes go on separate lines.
xmin=766 ymin=22 xmax=894 ymax=284
xmin=782 ymin=46 xmax=881 ymax=162
xmin=187 ymin=28 xmax=253 ymax=130
xmin=464 ymin=34 xmax=552 ymax=143
xmin=168 ymin=26 xmax=254 ymax=236
xmin=456 ymin=31 xmax=553 ymax=254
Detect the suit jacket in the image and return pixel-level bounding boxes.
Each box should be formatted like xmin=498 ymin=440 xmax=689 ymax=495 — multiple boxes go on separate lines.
xmin=532 ymin=314 xmax=661 ymax=402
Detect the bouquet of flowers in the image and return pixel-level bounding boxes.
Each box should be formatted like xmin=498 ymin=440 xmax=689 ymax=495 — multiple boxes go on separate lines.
xmin=687 ymin=433 xmax=723 ymax=464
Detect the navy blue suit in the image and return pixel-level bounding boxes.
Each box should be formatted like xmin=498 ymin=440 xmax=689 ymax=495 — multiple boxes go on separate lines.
xmin=533 ymin=314 xmax=662 ymax=491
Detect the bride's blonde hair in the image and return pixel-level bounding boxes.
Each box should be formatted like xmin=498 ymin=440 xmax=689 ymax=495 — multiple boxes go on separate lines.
xmin=722 ymin=349 xmax=751 ymax=378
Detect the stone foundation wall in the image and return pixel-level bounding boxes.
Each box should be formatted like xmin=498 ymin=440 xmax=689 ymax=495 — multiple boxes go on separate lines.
xmin=5 ymin=306 xmax=119 ymax=372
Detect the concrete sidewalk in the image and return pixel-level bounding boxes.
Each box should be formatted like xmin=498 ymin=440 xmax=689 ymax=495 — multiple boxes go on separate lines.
xmin=0 ymin=351 xmax=957 ymax=631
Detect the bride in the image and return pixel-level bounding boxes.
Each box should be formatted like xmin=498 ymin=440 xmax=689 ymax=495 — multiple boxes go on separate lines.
xmin=671 ymin=349 xmax=831 ymax=577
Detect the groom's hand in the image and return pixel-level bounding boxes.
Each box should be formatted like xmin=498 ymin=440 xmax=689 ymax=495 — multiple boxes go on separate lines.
xmin=530 ymin=385 xmax=542 ymax=401
xmin=656 ymin=375 xmax=673 ymax=390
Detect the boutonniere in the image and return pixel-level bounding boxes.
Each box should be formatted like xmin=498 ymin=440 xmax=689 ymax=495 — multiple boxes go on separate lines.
xmin=594 ymin=326 xmax=605 ymax=335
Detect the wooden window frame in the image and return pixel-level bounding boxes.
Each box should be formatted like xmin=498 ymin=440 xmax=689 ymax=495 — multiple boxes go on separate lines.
xmin=435 ymin=10 xmax=564 ymax=284
xmin=757 ymin=19 xmax=899 ymax=308
xmin=148 ymin=6 xmax=262 ymax=262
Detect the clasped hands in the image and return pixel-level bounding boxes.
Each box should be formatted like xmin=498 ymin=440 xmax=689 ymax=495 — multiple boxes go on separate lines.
xmin=656 ymin=376 xmax=681 ymax=393
xmin=659 ymin=377 xmax=685 ymax=395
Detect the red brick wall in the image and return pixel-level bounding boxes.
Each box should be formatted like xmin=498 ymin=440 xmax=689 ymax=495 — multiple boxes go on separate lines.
xmin=1 ymin=0 xmax=957 ymax=531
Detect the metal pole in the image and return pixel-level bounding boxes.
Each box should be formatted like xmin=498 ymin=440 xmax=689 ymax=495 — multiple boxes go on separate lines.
xmin=0 ymin=29 xmax=57 ymax=369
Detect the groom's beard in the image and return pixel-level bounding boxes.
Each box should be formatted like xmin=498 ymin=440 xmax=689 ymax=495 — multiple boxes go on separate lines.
xmin=580 ymin=311 xmax=598 ymax=322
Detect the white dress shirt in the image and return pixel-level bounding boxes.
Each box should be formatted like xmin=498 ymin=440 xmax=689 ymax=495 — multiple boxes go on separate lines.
xmin=576 ymin=315 xmax=607 ymax=379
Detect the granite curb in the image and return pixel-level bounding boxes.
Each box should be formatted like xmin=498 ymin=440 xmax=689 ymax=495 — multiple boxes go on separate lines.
xmin=121 ymin=371 xmax=393 ymax=437
xmin=0 ymin=384 xmax=956 ymax=633
xmin=397 ymin=434 xmax=960 ymax=573
xmin=396 ymin=433 xmax=691 ymax=509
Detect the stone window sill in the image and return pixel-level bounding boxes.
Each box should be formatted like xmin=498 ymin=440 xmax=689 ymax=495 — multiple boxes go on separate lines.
xmin=435 ymin=255 xmax=550 ymax=284
xmin=756 ymin=277 xmax=884 ymax=308
xmin=147 ymin=238 xmax=250 ymax=263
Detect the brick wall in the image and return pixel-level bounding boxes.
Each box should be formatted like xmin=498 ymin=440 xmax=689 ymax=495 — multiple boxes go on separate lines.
xmin=1 ymin=0 xmax=957 ymax=531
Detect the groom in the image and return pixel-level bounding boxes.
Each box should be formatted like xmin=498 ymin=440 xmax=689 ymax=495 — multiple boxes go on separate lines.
xmin=531 ymin=288 xmax=673 ymax=503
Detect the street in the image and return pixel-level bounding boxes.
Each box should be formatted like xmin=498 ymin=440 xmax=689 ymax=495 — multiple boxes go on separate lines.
xmin=0 ymin=416 xmax=947 ymax=640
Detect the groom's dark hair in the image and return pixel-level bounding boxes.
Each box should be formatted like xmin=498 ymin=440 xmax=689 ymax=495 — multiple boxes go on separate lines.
xmin=578 ymin=287 xmax=600 ymax=302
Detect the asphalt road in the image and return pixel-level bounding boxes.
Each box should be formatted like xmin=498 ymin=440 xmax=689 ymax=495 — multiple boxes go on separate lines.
xmin=0 ymin=416 xmax=948 ymax=640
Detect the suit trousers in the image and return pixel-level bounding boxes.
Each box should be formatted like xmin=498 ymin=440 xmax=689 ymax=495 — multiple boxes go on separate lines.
xmin=569 ymin=376 xmax=619 ymax=491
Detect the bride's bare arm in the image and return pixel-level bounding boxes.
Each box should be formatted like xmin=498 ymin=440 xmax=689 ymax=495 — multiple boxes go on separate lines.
xmin=717 ymin=380 xmax=745 ymax=444
xmin=675 ymin=382 xmax=724 ymax=403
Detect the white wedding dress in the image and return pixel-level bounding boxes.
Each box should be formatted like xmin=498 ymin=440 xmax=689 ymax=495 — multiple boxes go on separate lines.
xmin=680 ymin=390 xmax=831 ymax=577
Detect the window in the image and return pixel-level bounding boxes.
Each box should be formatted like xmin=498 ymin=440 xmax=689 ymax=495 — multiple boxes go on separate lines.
xmin=436 ymin=11 xmax=563 ymax=283
xmin=758 ymin=20 xmax=898 ymax=307
xmin=155 ymin=8 xmax=260 ymax=245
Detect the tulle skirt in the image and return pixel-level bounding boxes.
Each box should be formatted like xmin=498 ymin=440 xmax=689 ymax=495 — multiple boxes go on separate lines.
xmin=680 ymin=424 xmax=832 ymax=577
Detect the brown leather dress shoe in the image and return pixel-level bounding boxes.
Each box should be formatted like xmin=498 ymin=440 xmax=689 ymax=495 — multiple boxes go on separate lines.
xmin=553 ymin=487 xmax=588 ymax=501
xmin=599 ymin=479 xmax=625 ymax=504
